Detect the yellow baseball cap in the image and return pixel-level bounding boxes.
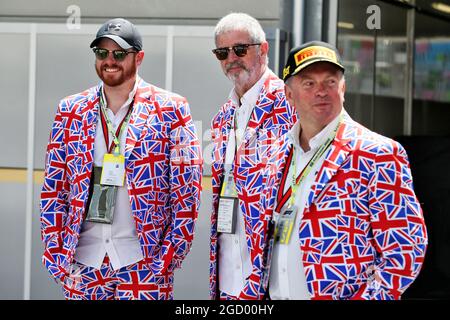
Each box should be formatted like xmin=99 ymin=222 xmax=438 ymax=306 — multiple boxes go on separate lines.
xmin=283 ymin=40 xmax=345 ymax=82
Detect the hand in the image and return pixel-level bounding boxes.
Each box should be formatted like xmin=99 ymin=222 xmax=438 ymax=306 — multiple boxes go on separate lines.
xmin=367 ymin=265 xmax=382 ymax=288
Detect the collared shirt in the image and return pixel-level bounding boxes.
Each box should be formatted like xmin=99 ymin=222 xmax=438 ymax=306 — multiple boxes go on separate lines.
xmin=74 ymin=79 xmax=144 ymax=271
xmin=232 ymin=70 xmax=270 ymax=141
xmin=218 ymin=68 xmax=271 ymax=297
xmin=269 ymin=113 xmax=341 ymax=300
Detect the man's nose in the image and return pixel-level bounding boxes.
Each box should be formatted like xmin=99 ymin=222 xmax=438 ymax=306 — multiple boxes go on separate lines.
xmin=225 ymin=48 xmax=240 ymax=62
xmin=101 ymin=50 xmax=117 ymax=63
xmin=315 ymin=82 xmax=328 ymax=96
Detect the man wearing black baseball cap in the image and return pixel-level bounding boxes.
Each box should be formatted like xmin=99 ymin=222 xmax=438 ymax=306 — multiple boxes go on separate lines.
xmin=90 ymin=18 xmax=143 ymax=51
xmin=259 ymin=40 xmax=427 ymax=300
xmin=40 ymin=18 xmax=202 ymax=300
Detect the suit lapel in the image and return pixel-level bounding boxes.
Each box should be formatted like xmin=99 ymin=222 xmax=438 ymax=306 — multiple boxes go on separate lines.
xmin=124 ymin=79 xmax=152 ymax=161
xmin=70 ymin=87 xmax=100 ymax=209
xmin=234 ymin=73 xmax=282 ymax=264
xmin=236 ymin=73 xmax=278 ymax=156
xmin=214 ymin=100 xmax=237 ymax=180
xmin=306 ymin=113 xmax=355 ymax=207
xmin=274 ymin=144 xmax=295 ymax=213
xmin=79 ymin=87 xmax=100 ymax=170
xmin=222 ymin=101 xmax=237 ymax=137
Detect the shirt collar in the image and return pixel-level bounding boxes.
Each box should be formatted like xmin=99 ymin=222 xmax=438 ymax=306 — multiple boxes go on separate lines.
xmin=288 ymin=110 xmax=342 ymax=152
xmin=101 ymin=76 xmax=139 ymax=112
xmin=228 ymin=68 xmax=271 ymax=107
xmin=287 ymin=121 xmax=302 ymax=150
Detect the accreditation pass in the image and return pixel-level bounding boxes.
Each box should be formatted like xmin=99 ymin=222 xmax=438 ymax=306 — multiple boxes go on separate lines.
xmin=217 ymin=197 xmax=237 ymax=233
xmin=100 ymin=153 xmax=125 ymax=186
xmin=217 ymin=168 xmax=238 ymax=234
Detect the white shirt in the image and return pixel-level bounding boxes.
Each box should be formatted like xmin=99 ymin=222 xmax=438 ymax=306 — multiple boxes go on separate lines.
xmin=74 ymin=80 xmax=144 ymax=271
xmin=269 ymin=114 xmax=341 ymax=300
xmin=218 ymin=69 xmax=271 ymax=297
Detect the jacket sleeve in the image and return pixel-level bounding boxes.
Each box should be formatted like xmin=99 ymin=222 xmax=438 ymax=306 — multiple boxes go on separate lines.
xmin=352 ymin=141 xmax=428 ymax=300
xmin=39 ymin=100 xmax=70 ymax=282
xmin=158 ymin=98 xmax=203 ymax=272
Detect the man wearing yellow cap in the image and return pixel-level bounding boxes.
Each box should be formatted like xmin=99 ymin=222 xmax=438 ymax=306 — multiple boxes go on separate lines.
xmin=260 ymin=41 xmax=427 ymax=300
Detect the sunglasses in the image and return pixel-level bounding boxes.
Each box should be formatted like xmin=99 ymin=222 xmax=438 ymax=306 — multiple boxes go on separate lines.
xmin=93 ymin=48 xmax=137 ymax=61
xmin=212 ymin=43 xmax=261 ymax=60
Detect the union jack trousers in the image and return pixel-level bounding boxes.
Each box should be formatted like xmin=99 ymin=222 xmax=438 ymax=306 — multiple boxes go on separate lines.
xmin=260 ymin=111 xmax=428 ymax=300
xmin=62 ymin=255 xmax=173 ymax=300
xmin=209 ymin=71 xmax=298 ymax=300
xmin=40 ymin=78 xmax=202 ymax=299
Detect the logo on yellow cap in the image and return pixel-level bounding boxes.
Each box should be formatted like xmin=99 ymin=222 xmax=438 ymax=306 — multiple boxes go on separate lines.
xmin=294 ymin=46 xmax=338 ymax=67
xmin=283 ymin=65 xmax=290 ymax=80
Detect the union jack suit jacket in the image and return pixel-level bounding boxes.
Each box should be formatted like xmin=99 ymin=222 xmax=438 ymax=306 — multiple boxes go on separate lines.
xmin=260 ymin=112 xmax=428 ymax=300
xmin=209 ymin=71 xmax=297 ymax=299
xmin=40 ymin=79 xmax=202 ymax=296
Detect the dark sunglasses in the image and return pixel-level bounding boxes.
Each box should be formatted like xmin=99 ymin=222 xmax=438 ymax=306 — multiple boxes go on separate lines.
xmin=93 ymin=47 xmax=137 ymax=61
xmin=212 ymin=43 xmax=261 ymax=60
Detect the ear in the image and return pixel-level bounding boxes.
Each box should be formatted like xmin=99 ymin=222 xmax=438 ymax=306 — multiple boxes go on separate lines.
xmin=285 ymin=83 xmax=294 ymax=107
xmin=260 ymin=41 xmax=269 ymax=56
xmin=136 ymin=51 xmax=145 ymax=67
xmin=259 ymin=41 xmax=269 ymax=64
xmin=340 ymin=78 xmax=346 ymax=102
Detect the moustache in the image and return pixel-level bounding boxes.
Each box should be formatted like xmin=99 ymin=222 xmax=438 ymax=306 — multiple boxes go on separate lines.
xmin=225 ymin=62 xmax=248 ymax=73
xmin=312 ymin=100 xmax=332 ymax=106
xmin=100 ymin=63 xmax=122 ymax=70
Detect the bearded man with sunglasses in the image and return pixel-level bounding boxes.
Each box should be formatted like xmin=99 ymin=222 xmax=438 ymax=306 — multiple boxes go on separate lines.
xmin=40 ymin=18 xmax=202 ymax=300
xmin=209 ymin=12 xmax=297 ymax=300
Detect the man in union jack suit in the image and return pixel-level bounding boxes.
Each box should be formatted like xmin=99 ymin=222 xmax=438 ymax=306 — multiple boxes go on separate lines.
xmin=40 ymin=18 xmax=202 ymax=300
xmin=260 ymin=41 xmax=428 ymax=300
xmin=209 ymin=13 xmax=297 ymax=300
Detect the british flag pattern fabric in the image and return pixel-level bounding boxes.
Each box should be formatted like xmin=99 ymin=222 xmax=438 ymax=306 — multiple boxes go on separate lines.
xmin=209 ymin=71 xmax=297 ymax=299
xmin=260 ymin=111 xmax=428 ymax=300
xmin=40 ymin=78 xmax=202 ymax=299
xmin=62 ymin=256 xmax=173 ymax=300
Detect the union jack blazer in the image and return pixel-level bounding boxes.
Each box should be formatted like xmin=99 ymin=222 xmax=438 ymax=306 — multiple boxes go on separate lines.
xmin=260 ymin=111 xmax=428 ymax=300
xmin=40 ymin=78 xmax=202 ymax=298
xmin=209 ymin=71 xmax=297 ymax=299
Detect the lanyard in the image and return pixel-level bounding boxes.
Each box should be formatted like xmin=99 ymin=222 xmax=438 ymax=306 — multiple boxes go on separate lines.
xmin=99 ymin=93 xmax=134 ymax=155
xmin=288 ymin=115 xmax=342 ymax=208
xmin=224 ymin=103 xmax=243 ymax=175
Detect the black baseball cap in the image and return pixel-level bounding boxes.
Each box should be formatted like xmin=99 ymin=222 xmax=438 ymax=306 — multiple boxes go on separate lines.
xmin=90 ymin=18 xmax=143 ymax=51
xmin=283 ymin=40 xmax=345 ymax=82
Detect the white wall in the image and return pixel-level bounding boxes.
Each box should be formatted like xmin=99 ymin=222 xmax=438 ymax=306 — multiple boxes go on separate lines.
xmin=0 ymin=0 xmax=281 ymax=26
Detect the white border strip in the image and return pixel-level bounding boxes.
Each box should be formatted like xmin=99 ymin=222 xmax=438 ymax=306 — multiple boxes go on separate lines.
xmin=165 ymin=26 xmax=174 ymax=91
xmin=327 ymin=0 xmax=338 ymax=46
xmin=274 ymin=28 xmax=280 ymax=76
xmin=170 ymin=25 xmax=214 ymax=37
xmin=293 ymin=0 xmax=304 ymax=46
xmin=404 ymin=5 xmax=415 ymax=136
xmin=0 ymin=22 xmax=215 ymax=37
xmin=0 ymin=23 xmax=32 ymax=33
xmin=23 ymin=23 xmax=37 ymax=301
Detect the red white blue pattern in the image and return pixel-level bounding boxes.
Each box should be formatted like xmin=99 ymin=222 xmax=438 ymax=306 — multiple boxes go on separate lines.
xmin=209 ymin=72 xmax=297 ymax=299
xmin=62 ymin=256 xmax=173 ymax=300
xmin=261 ymin=112 xmax=428 ymax=299
xmin=40 ymin=79 xmax=202 ymax=299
